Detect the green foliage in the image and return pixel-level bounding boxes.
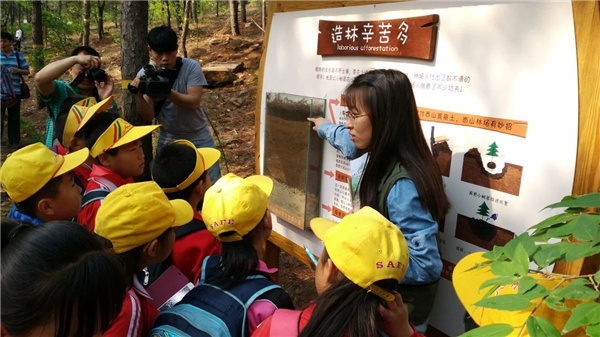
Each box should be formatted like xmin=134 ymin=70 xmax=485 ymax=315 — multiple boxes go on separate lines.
xmin=459 ymin=193 xmax=600 ymax=337
xmin=487 ymin=141 xmax=499 ymax=157
xmin=42 ymin=10 xmax=82 ymax=55
xmin=477 ymin=201 xmax=490 ymax=218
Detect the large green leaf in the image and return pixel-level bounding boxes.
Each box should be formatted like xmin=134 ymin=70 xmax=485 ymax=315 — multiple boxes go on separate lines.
xmin=526 ymin=316 xmax=561 ymax=337
xmin=555 ymin=279 xmax=599 ymax=300
xmin=513 ymin=244 xmax=530 ymax=276
xmin=504 ymin=233 xmax=537 ymax=260
xmin=458 ymin=324 xmax=514 ymax=337
xmin=480 ymin=276 xmax=519 ymax=292
xmin=521 ymin=284 xmax=550 ymax=300
xmin=517 ymin=276 xmax=537 ymax=295
xmin=544 ymin=295 xmax=570 ymax=312
xmin=544 ymin=221 xmax=578 ymax=239
xmin=563 ymin=302 xmax=600 ymax=333
xmin=529 ymin=213 xmax=577 ymax=231
xmin=587 ymin=323 xmax=600 ymax=337
xmin=532 ymin=245 xmax=564 ymax=269
xmin=595 ymin=270 xmax=600 ymax=284
xmin=565 ymin=241 xmax=600 ymax=262
xmin=482 ymin=245 xmax=505 ymax=260
xmin=545 ymin=193 xmax=600 ymax=209
xmin=474 ymin=294 xmax=532 ymax=311
xmin=491 ymin=260 xmax=516 ymax=276
xmin=571 ymin=215 xmax=600 ymax=242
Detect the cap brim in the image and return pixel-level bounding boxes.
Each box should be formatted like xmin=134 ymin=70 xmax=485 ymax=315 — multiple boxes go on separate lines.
xmin=76 ymin=96 xmax=115 ymax=132
xmin=55 ymin=147 xmax=90 ymax=178
xmin=111 ymin=125 xmax=160 ymax=149
xmin=198 ymin=147 xmax=221 ymax=171
xmin=310 ymin=217 xmax=337 ymax=241
xmin=168 ymin=198 xmax=194 ymax=227
xmin=245 ymin=175 xmax=273 ymax=196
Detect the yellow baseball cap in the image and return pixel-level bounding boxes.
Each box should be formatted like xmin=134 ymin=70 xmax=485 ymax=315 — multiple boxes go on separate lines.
xmin=0 ymin=143 xmax=89 ymax=203
xmin=89 ymin=118 xmax=160 ymax=158
xmin=453 ymin=252 xmax=586 ymax=336
xmin=310 ymin=206 xmax=409 ymax=302
xmin=202 ymin=173 xmax=273 ymax=242
xmin=95 ymin=181 xmax=193 ymax=254
xmin=62 ymin=96 xmax=114 ymax=147
xmin=157 ymin=139 xmax=221 ymax=193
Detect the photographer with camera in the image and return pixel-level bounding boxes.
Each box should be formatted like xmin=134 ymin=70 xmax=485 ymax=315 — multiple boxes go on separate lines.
xmin=35 ymin=46 xmax=114 ymax=147
xmin=130 ymin=26 xmax=221 ymax=184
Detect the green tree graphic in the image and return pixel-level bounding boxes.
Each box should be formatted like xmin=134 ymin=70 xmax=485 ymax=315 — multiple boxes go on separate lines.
xmin=486 ymin=142 xmax=499 ymax=158
xmin=477 ymin=202 xmax=490 ymax=218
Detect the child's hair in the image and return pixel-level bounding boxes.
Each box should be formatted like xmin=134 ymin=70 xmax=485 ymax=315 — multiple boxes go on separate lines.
xmin=345 ymin=69 xmax=450 ymax=221
xmin=13 ymin=175 xmax=63 ymax=218
xmin=1 ymin=31 xmax=13 ymax=41
xmin=1 ymin=221 xmax=126 ymax=337
xmin=298 ymin=249 xmax=398 ymax=337
xmin=217 ymin=224 xmax=262 ymax=289
xmin=152 ymin=142 xmax=207 ymax=200
xmin=147 ymin=25 xmax=178 ymax=52
xmin=82 ymin=110 xmax=120 ymax=159
xmin=70 ymin=46 xmax=100 ymax=57
xmin=1 ymin=218 xmax=22 ymax=250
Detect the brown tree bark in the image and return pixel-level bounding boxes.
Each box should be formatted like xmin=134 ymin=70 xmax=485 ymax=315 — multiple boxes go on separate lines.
xmin=31 ymin=0 xmax=45 ymax=108
xmin=164 ymin=0 xmax=171 ymax=27
xmin=97 ymin=0 xmax=106 ymax=40
xmin=240 ymin=0 xmax=248 ymax=23
xmin=229 ymin=0 xmax=240 ymax=36
xmin=120 ymin=1 xmax=152 ymax=181
xmin=180 ymin=0 xmax=191 ymax=58
xmin=83 ymin=0 xmax=90 ymax=46
xmin=173 ymin=0 xmax=182 ymax=31
xmin=113 ymin=1 xmax=119 ymax=28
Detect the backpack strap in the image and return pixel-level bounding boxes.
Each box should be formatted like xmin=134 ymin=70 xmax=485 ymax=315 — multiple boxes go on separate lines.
xmin=269 ymin=309 xmax=302 ymax=337
xmin=175 ymin=217 xmax=205 ymax=239
xmin=81 ymin=189 xmax=111 ymax=208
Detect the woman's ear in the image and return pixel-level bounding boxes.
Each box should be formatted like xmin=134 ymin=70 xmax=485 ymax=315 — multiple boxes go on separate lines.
xmin=145 ymin=239 xmax=160 ymax=258
xmin=324 ymin=258 xmax=341 ymax=284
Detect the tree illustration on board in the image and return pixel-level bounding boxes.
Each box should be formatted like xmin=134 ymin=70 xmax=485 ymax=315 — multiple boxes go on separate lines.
xmin=486 ymin=142 xmax=499 ymax=169
xmin=477 ymin=202 xmax=490 ymax=219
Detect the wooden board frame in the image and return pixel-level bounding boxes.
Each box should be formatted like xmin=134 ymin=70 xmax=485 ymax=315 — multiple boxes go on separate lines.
xmin=255 ymin=1 xmax=600 ymax=277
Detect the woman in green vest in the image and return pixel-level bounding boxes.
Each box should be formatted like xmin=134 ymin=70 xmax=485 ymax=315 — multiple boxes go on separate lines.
xmin=308 ymin=69 xmax=450 ymax=333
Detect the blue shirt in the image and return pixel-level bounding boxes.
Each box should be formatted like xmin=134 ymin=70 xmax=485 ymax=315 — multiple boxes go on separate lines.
xmin=317 ymin=122 xmax=442 ymax=284
xmin=0 ymin=49 xmax=29 ymax=96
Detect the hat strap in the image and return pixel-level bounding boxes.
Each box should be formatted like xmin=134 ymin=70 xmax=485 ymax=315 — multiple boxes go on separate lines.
xmin=366 ymin=284 xmax=395 ymax=302
xmin=161 ymin=149 xmax=206 ymax=193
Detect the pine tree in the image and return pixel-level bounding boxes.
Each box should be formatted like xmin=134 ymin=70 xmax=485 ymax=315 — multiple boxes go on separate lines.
xmin=487 ymin=141 xmax=499 ymax=158
xmin=477 ymin=202 xmax=490 ymax=218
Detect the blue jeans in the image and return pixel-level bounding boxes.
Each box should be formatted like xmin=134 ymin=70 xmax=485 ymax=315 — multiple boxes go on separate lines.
xmin=157 ymin=135 xmax=222 ymax=185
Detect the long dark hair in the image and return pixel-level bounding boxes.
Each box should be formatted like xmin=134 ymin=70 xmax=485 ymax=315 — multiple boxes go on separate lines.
xmin=298 ymin=251 xmax=398 ymax=337
xmin=217 ymin=225 xmax=261 ymax=289
xmin=1 ymin=221 xmax=126 ymax=337
xmin=346 ymin=69 xmax=450 ymax=221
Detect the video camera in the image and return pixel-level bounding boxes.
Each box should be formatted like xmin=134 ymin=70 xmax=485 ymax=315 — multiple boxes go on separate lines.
xmin=127 ymin=64 xmax=179 ymax=99
xmin=69 ymin=68 xmax=107 ymax=87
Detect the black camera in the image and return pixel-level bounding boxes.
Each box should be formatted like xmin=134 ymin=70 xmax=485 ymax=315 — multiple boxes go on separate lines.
xmin=127 ymin=64 xmax=179 ymax=99
xmin=69 ymin=68 xmax=107 ymax=87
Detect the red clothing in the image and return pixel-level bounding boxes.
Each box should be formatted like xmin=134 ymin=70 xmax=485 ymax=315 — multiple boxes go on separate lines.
xmin=52 ymin=144 xmax=92 ymax=190
xmin=252 ymin=304 xmax=424 ymax=337
xmin=104 ymin=277 xmax=158 ymax=337
xmin=77 ymin=164 xmax=134 ymax=231
xmin=171 ymin=212 xmax=222 ymax=283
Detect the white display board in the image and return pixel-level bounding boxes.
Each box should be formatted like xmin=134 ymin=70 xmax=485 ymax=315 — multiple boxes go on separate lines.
xmin=260 ymin=2 xmax=577 ymax=335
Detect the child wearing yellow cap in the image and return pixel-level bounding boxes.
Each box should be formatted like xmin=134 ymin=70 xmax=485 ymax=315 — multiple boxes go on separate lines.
xmin=51 ymin=95 xmax=115 ymax=190
xmin=150 ymin=173 xmax=294 ymax=336
xmin=252 ymin=206 xmax=424 ymax=337
xmin=94 ymin=181 xmax=194 ymax=337
xmin=0 ymin=143 xmax=89 ymax=225
xmin=77 ymin=117 xmax=159 ymax=230
xmin=150 ymin=139 xmax=223 ymax=284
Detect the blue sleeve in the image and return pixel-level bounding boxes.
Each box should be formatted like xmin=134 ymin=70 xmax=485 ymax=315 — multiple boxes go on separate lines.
xmin=316 ymin=122 xmax=365 ymax=159
xmin=387 ymin=179 xmax=442 ymax=284
xmin=19 ymin=52 xmax=29 ymax=69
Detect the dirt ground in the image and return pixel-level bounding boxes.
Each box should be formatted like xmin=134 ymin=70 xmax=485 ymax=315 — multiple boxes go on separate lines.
xmin=0 ymin=3 xmax=317 ymax=310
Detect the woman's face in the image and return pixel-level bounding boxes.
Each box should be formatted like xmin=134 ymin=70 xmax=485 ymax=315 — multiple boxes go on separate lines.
xmin=344 ymin=100 xmax=373 ymax=150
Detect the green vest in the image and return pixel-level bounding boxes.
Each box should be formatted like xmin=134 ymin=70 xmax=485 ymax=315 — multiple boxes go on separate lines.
xmin=376 ymin=160 xmax=410 ymax=217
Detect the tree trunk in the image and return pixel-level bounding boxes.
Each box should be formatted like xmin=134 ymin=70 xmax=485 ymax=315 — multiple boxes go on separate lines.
xmin=216 ymin=0 xmax=219 ymax=17
xmin=97 ymin=0 xmax=105 ymax=40
xmin=180 ymin=0 xmax=191 ymax=58
xmin=83 ymin=0 xmax=90 ymax=46
xmin=229 ymin=0 xmax=240 ymax=36
xmin=164 ymin=0 xmax=171 ymax=27
xmin=120 ymin=1 xmax=152 ymax=181
xmin=32 ymin=0 xmax=45 ymax=108
xmin=240 ymin=0 xmax=247 ymax=23
xmin=192 ymin=0 xmax=198 ymax=25
xmin=262 ymin=0 xmax=267 ymax=31
xmin=58 ymin=0 xmax=63 ymax=17
xmin=173 ymin=0 xmax=182 ymax=32
xmin=113 ymin=1 xmax=119 ymax=28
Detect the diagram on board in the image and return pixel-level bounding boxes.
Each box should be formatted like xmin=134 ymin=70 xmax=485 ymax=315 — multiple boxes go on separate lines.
xmin=455 ymin=201 xmax=514 ymax=250
xmin=461 ymin=143 xmax=523 ymax=196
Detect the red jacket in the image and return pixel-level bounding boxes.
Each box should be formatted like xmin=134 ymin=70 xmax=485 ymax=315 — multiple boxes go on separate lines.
xmin=252 ymin=303 xmax=424 ymax=337
xmin=77 ymin=164 xmax=134 ymax=231
xmin=104 ymin=277 xmax=158 ymax=337
xmin=51 ymin=144 xmax=92 ymax=190
xmin=171 ymin=212 xmax=222 ymax=284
